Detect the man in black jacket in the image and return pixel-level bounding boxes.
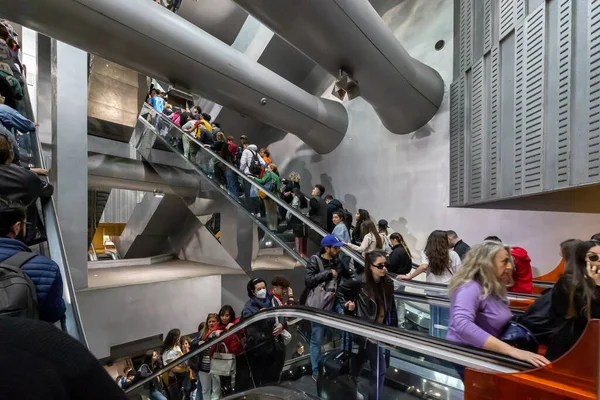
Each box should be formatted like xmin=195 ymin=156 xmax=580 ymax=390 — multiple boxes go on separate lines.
xmin=0 ymin=134 xmax=53 ymax=206
xmin=307 ymin=184 xmax=328 ymax=256
xmin=447 ymin=230 xmax=470 ymax=260
xmin=304 ymin=235 xmax=355 ymax=380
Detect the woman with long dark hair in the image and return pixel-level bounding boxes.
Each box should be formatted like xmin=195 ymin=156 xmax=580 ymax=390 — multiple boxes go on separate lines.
xmin=351 ymin=209 xmax=370 ymax=245
xmin=338 ymin=251 xmax=397 ymax=399
xmin=399 ymin=230 xmax=461 ymax=338
xmin=546 ymin=240 xmax=600 ymax=360
xmin=161 ymin=329 xmax=188 ymax=400
xmin=345 ymin=220 xmax=383 ymax=257
xmin=136 ymin=350 xmax=167 ymax=400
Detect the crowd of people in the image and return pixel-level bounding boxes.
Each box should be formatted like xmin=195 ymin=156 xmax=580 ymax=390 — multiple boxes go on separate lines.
xmin=0 ymin=19 xmax=66 ymax=326
xmin=120 ymin=276 xmax=295 ymax=400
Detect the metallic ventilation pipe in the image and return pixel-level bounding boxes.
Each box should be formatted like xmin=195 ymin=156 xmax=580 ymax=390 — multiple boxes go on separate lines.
xmin=2 ymin=0 xmax=348 ymax=154
xmin=87 ymin=154 xmax=200 ymax=197
xmin=232 ymin=0 xmax=444 ymax=134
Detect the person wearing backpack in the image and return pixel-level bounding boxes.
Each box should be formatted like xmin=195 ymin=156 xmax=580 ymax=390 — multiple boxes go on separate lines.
xmin=0 ymin=199 xmax=65 ymax=323
xmin=239 ymin=143 xmax=265 ymax=214
xmin=324 ymin=195 xmax=343 ymax=233
xmin=303 ymin=235 xmax=356 ymax=381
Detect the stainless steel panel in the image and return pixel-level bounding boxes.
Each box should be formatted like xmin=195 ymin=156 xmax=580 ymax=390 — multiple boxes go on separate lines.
xmin=232 ymin=0 xmax=444 ymax=135
xmin=0 ymin=0 xmax=348 ymax=154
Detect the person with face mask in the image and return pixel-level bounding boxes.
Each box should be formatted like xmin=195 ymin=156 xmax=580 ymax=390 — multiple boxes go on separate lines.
xmin=0 ymin=198 xmax=65 ymax=323
xmin=240 ymin=278 xmax=285 ymax=390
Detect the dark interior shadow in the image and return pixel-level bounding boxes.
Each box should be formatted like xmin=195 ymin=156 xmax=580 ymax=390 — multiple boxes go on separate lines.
xmin=319 ymin=173 xmax=334 ymax=197
xmin=388 ymin=216 xmax=419 ymax=257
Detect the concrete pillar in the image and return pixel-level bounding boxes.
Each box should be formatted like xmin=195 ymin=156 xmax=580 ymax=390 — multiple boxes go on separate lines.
xmin=51 ymin=41 xmax=88 ymax=290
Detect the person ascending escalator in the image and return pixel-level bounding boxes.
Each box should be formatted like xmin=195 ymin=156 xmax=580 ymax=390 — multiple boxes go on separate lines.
xmin=337 ymin=250 xmax=398 ymax=400
xmin=240 ymin=278 xmax=286 ymax=390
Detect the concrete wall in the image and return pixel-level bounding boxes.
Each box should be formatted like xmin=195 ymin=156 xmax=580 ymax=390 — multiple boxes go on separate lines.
xmin=267 ymin=0 xmax=600 ymax=276
xmin=77 ymin=275 xmax=223 ymax=358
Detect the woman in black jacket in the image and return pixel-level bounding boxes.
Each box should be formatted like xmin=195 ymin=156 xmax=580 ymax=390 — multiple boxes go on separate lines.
xmin=337 ymin=251 xmax=397 ymax=399
xmin=351 ymin=209 xmax=370 ymax=245
xmin=387 ymin=233 xmax=413 ymax=275
xmin=546 ymin=240 xmax=600 ymax=360
xmin=129 ymin=350 xmax=167 ymax=400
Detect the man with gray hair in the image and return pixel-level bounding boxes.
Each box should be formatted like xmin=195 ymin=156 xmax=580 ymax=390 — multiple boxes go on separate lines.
xmin=447 ymin=230 xmax=470 ymax=260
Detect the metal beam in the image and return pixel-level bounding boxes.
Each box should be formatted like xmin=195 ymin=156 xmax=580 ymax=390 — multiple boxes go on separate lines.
xmin=233 ymin=0 xmax=445 ymax=134
xmin=1 ymin=0 xmax=348 ymax=153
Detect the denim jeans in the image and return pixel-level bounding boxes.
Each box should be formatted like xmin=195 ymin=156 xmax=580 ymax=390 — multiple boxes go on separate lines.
xmin=310 ymin=321 xmax=326 ymax=376
xmin=225 ymin=169 xmax=239 ymax=198
xmin=149 ymin=389 xmax=168 ymax=400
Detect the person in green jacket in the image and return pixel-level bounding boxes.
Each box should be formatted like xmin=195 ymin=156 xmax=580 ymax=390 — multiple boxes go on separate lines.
xmin=254 ymin=163 xmax=281 ymax=230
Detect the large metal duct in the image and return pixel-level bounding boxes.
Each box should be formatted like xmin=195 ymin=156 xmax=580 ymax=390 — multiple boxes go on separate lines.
xmin=232 ymin=0 xmax=444 ymax=134
xmin=1 ymin=0 xmax=348 ymax=154
xmin=87 ymin=153 xmax=200 ymax=197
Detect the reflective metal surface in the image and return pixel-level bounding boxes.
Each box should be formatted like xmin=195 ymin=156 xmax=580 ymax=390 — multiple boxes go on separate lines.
xmin=233 ymin=0 xmax=444 ymax=134
xmin=1 ymin=0 xmax=349 ymax=153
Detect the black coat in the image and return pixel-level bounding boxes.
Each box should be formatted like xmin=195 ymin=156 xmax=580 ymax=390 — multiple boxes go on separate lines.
xmin=546 ymin=276 xmax=600 ymax=361
xmin=337 ymin=274 xmax=398 ymax=327
xmin=326 ymin=199 xmax=343 ymax=233
xmin=0 ymin=164 xmax=53 ymax=206
xmin=387 ymin=244 xmax=413 ymax=275
xmin=304 ymin=254 xmax=356 ymax=291
xmin=453 ymin=240 xmax=471 ymax=260
xmin=308 ymin=195 xmax=328 ymax=229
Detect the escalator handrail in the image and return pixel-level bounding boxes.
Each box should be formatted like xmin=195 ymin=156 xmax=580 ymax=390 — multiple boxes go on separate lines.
xmin=143 ymin=105 xmax=367 ymax=261
xmin=139 ymin=120 xmax=308 ymax=267
xmin=29 ymin=129 xmax=88 ymax=347
xmin=144 ymin=105 xmax=538 ymax=297
xmin=124 ymin=305 xmax=529 ymax=393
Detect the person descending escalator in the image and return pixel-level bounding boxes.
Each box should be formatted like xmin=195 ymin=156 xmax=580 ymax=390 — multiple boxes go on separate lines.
xmin=387 ymin=232 xmax=413 ymax=328
xmin=161 ymin=329 xmax=188 ymax=400
xmin=192 ymin=313 xmax=221 ymax=400
xmin=446 ymin=241 xmax=549 ymax=369
xmin=207 ymin=305 xmax=243 ymax=396
xmin=132 ymin=350 xmax=168 ymax=400
xmin=352 ymin=209 xmax=371 ymax=246
xmin=337 ymin=250 xmax=398 ymax=400
xmin=240 ymin=278 xmax=286 ymax=390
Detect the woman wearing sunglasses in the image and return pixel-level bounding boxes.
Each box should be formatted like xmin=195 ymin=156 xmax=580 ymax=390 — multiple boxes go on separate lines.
xmin=337 ymin=251 xmax=397 ymax=400
xmin=545 ymin=240 xmax=600 ymax=361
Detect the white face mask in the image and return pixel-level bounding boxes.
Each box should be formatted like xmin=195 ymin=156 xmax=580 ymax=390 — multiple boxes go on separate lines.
xmin=255 ymin=288 xmax=267 ymax=299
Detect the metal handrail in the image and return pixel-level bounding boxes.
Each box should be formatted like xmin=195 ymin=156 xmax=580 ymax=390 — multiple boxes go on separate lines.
xmin=124 ymin=305 xmax=528 ymax=393
xmin=137 ymin=120 xmax=307 ymax=267
xmin=29 ymin=129 xmax=88 ymax=347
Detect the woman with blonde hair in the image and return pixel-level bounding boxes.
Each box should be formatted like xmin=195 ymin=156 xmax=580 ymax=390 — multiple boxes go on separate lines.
xmin=197 ymin=313 xmax=221 ymax=400
xmin=447 ymin=241 xmax=549 ymax=367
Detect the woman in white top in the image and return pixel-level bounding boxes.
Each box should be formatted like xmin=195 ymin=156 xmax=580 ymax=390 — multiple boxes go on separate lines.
xmin=398 ymin=230 xmax=461 ymax=338
xmin=161 ymin=328 xmax=187 ymax=400
xmin=345 ymin=220 xmax=384 ymax=257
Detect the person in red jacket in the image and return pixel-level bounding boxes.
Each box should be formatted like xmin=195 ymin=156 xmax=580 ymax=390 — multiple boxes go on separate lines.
xmin=509 ymin=246 xmax=533 ymax=294
xmin=208 ymin=305 xmax=243 ymax=355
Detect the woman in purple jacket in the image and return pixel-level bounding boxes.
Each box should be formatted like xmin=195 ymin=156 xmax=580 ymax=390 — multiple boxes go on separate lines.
xmin=447 ymin=241 xmax=550 ymax=368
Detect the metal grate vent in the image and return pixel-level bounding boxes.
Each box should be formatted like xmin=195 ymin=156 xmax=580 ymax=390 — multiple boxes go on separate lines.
xmin=522 ymin=5 xmax=545 ymax=192
xmin=484 ymin=0 xmax=493 ymax=54
xmin=556 ymin=0 xmax=573 ymax=186
xmin=450 ymin=78 xmax=465 ymax=206
xmin=470 ymin=59 xmax=485 ymax=202
xmin=489 ymin=47 xmax=500 ymax=198
xmin=514 ymin=0 xmax=527 ymax=26
xmin=514 ymin=24 xmax=526 ymax=193
xmin=459 ymin=0 xmax=473 ymax=72
xmin=589 ymin=0 xmax=600 ymax=178
xmin=500 ymin=0 xmax=514 ymax=40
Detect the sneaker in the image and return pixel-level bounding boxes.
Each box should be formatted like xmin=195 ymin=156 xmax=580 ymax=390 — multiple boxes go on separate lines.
xmin=312 ymin=374 xmax=318 ymax=382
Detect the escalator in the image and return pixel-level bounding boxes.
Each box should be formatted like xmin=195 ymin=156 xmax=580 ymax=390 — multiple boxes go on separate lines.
xmin=131 ymin=103 xmax=547 ymax=336
xmin=122 ymin=306 xmax=598 ymax=399
xmin=16 ymin=104 xmax=87 ymax=345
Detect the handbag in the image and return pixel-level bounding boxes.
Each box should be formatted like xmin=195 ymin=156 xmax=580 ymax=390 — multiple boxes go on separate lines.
xmin=280 ymin=328 xmax=292 ymax=346
xmin=305 ymin=255 xmax=337 ymax=311
xmin=210 ymin=343 xmax=237 ymax=377
xmin=499 ymin=321 xmax=539 ymax=353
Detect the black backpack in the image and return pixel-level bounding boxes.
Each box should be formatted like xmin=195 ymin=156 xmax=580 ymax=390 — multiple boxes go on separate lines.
xmin=341 ymin=209 xmax=353 ymax=228
xmin=248 ymin=149 xmax=262 ymax=175
xmin=0 ymin=252 xmax=38 ymax=318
